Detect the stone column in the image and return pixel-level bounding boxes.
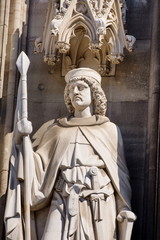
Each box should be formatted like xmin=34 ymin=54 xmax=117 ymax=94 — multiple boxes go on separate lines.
xmin=144 ymin=0 xmax=160 ymax=239
xmin=0 ymin=0 xmax=11 ymax=98
xmin=0 ymin=0 xmax=30 ymax=237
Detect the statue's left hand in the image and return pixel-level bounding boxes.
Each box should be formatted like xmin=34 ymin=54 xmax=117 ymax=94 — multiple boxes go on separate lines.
xmin=117 ymin=210 xmax=137 ymax=223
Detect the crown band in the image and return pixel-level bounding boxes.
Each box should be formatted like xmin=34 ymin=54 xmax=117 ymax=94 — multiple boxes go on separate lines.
xmin=65 ymin=68 xmax=101 ymax=84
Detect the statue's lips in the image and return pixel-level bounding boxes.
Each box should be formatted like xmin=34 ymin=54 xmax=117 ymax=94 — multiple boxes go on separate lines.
xmin=73 ymin=96 xmax=82 ymax=101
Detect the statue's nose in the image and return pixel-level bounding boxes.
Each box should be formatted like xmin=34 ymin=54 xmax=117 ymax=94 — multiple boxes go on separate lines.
xmin=73 ymin=86 xmax=78 ymax=94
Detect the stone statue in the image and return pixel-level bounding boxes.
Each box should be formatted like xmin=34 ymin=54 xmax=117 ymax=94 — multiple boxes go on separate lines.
xmin=4 ymin=62 xmax=136 ymax=239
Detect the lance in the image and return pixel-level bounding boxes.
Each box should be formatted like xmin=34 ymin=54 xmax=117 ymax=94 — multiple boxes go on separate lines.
xmin=16 ymin=51 xmax=31 ymax=240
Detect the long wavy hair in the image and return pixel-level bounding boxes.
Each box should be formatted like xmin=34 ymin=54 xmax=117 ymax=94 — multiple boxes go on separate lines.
xmin=64 ymin=76 xmax=107 ymax=116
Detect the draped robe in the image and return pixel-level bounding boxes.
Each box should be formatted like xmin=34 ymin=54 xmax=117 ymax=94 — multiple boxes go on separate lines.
xmin=4 ymin=115 xmax=131 ymax=240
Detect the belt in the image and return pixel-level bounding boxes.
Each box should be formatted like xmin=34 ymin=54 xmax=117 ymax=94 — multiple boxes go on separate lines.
xmin=55 ymin=166 xmax=114 ymax=219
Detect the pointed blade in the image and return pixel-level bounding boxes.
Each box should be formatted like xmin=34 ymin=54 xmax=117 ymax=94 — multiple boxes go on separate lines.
xmin=16 ymin=51 xmax=30 ymax=76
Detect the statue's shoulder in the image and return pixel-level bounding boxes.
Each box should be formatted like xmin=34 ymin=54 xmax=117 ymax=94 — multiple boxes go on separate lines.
xmin=102 ymin=120 xmax=123 ymax=145
xmin=102 ymin=120 xmax=119 ymax=132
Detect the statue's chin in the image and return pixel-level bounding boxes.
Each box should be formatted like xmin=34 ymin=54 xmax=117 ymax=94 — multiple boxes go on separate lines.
xmin=72 ymin=102 xmax=86 ymax=110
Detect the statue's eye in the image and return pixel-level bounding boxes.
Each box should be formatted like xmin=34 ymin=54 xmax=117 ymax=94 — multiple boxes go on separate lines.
xmin=78 ymin=85 xmax=86 ymax=91
xmin=69 ymin=85 xmax=74 ymax=92
xmin=78 ymin=85 xmax=85 ymax=91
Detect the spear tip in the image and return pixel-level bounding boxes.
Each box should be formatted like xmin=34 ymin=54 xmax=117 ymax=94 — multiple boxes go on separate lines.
xmin=16 ymin=51 xmax=30 ymax=75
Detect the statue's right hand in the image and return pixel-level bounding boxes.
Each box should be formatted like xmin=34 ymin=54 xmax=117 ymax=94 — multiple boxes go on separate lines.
xmin=17 ymin=119 xmax=33 ymax=136
xmin=15 ymin=119 xmax=33 ymax=144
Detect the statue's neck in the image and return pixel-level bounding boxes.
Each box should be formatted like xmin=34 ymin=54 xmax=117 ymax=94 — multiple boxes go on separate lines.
xmin=74 ymin=105 xmax=93 ymax=118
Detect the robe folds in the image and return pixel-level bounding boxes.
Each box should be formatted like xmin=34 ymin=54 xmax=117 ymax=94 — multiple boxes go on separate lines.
xmin=4 ymin=115 xmax=131 ymax=240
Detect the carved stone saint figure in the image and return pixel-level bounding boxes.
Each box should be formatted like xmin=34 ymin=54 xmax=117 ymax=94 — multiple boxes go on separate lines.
xmin=4 ymin=68 xmax=136 ymax=240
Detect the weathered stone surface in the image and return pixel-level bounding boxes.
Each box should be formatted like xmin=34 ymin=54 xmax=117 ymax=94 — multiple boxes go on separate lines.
xmin=126 ymin=0 xmax=152 ymax=39
xmin=107 ymin=100 xmax=148 ymax=240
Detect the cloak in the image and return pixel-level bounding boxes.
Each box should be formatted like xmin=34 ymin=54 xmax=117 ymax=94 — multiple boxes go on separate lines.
xmin=4 ymin=115 xmax=131 ymax=239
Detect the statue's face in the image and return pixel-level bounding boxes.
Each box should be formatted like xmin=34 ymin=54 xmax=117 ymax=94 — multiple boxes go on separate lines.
xmin=69 ymin=80 xmax=92 ymax=111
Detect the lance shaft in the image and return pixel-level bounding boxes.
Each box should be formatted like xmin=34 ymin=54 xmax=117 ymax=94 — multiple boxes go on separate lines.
xmin=16 ymin=52 xmax=31 ymax=240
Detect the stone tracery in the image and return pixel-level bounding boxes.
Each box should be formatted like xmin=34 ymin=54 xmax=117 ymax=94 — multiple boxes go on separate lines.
xmin=34 ymin=0 xmax=136 ymax=76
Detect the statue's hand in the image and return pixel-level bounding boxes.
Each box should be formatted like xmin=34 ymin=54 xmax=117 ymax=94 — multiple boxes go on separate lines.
xmin=15 ymin=119 xmax=33 ymax=144
xmin=17 ymin=119 xmax=33 ymax=136
xmin=117 ymin=210 xmax=136 ymax=223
